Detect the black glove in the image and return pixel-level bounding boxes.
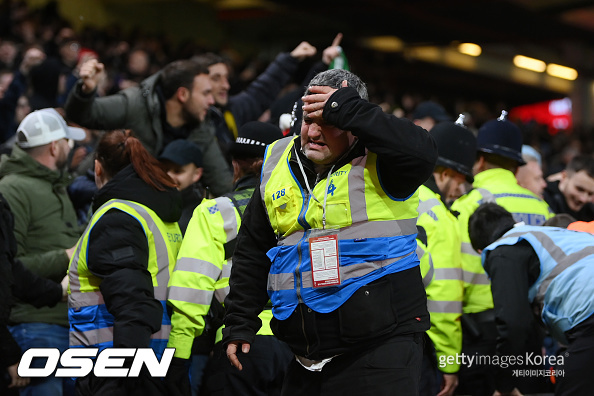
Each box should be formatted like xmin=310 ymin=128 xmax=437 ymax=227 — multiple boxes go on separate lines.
xmin=165 ymin=357 xmax=191 ymax=396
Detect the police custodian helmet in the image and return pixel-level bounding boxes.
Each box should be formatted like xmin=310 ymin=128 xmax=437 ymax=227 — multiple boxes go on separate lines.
xmin=476 ymin=111 xmax=526 ymax=165
xmin=430 ymin=115 xmax=477 ymax=183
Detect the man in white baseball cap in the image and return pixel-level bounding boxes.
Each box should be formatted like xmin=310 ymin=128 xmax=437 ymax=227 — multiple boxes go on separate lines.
xmin=0 ymin=108 xmax=85 ymax=396
xmin=13 ymin=108 xmax=86 ymax=172
xmin=17 ymin=108 xmax=86 ymax=147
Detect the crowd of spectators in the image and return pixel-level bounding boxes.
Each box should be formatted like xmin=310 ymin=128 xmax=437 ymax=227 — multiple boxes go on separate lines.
xmin=0 ymin=1 xmax=591 ymax=181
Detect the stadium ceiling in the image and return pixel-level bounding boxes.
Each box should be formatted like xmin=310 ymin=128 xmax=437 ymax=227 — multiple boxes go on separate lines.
xmin=211 ymin=0 xmax=594 ymax=77
xmin=196 ymin=0 xmax=594 ymax=108
xmin=28 ymin=0 xmax=594 ymax=109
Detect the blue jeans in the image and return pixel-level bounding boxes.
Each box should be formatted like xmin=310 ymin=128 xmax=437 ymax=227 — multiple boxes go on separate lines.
xmin=8 ymin=322 xmax=75 ymax=396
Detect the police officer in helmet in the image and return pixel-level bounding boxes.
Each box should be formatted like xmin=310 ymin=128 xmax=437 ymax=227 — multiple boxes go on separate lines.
xmin=417 ymin=116 xmax=476 ymax=396
xmin=451 ymin=111 xmax=553 ymax=396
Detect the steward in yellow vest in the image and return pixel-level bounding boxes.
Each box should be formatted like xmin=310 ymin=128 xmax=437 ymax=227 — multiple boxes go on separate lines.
xmin=68 ymin=130 xmax=182 ymax=396
xmin=222 ymin=69 xmax=438 ymax=395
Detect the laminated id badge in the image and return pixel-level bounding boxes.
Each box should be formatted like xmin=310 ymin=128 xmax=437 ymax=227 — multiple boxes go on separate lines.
xmin=309 ymin=229 xmax=340 ymax=288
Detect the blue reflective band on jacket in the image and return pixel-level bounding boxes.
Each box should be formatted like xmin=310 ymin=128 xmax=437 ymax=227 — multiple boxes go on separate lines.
xmin=267 ymin=233 xmax=419 ymax=319
xmin=68 ymin=300 xmax=171 ymax=359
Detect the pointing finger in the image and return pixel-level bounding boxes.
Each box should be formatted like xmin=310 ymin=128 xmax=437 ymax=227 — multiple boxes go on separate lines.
xmin=332 ymin=33 xmax=343 ymax=47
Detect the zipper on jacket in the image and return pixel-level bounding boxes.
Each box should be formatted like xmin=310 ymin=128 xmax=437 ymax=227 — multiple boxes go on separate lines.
xmin=295 ymin=235 xmax=305 ymax=304
xmin=297 ymin=187 xmax=311 ymax=229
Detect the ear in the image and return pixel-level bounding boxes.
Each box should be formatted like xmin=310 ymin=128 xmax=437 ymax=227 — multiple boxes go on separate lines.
xmin=176 ymin=86 xmax=190 ymax=103
xmin=192 ymin=167 xmax=203 ymax=184
xmin=475 ymin=155 xmax=485 ymax=173
xmin=49 ymin=140 xmax=59 ymax=157
xmin=94 ymin=159 xmax=102 ymax=179
xmin=435 ymin=167 xmax=449 ymax=182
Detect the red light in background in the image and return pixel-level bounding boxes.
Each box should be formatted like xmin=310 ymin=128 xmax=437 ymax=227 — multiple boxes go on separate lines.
xmin=509 ymin=98 xmax=572 ymax=135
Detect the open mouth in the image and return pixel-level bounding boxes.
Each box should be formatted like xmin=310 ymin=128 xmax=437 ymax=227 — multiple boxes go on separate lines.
xmin=308 ymin=141 xmax=326 ymax=149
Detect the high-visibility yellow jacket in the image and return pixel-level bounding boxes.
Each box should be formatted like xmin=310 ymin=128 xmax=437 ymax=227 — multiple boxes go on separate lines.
xmin=451 ymin=168 xmax=554 ymax=314
xmin=417 ymin=185 xmax=463 ymax=374
xmin=68 ymin=199 xmax=181 ymax=358
xmin=167 ymin=187 xmax=273 ymax=359
xmin=261 ymin=137 xmax=420 ymax=320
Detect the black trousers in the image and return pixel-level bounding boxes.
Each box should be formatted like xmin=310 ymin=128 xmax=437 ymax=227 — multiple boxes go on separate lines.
xmin=419 ymin=334 xmax=442 ymax=396
xmin=281 ymin=333 xmax=423 ymax=396
xmin=555 ymin=314 xmax=594 ymax=396
xmin=75 ymin=373 xmax=167 ymax=396
xmin=201 ymin=335 xmax=293 ymax=396
xmin=456 ymin=318 xmax=497 ymax=396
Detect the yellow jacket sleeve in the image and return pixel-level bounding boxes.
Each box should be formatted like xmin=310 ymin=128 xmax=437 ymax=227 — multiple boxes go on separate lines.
xmin=167 ymin=198 xmax=238 ymax=358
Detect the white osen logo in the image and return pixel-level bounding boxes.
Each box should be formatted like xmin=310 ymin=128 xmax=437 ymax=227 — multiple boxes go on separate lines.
xmin=18 ymin=348 xmax=175 ymax=377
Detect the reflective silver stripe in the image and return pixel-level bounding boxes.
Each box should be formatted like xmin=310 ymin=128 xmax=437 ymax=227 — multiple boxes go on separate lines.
xmin=113 ymin=200 xmax=171 ymax=301
xmin=68 ymin=218 xmax=98 ymax=298
xmin=418 ymin=245 xmax=434 ymax=288
xmin=477 ymin=188 xmax=496 ymax=203
xmin=279 ymin=218 xmax=418 ymax=246
xmin=70 ymin=199 xmax=174 ymax=308
xmin=260 ymin=137 xmax=293 ymax=199
xmin=418 ymin=198 xmax=441 ymax=215
xmin=68 ymin=291 xmax=104 ymax=309
xmin=348 ymin=154 xmax=368 ymax=224
xmin=504 ymin=231 xmax=565 ymax=262
xmin=267 ymin=272 xmax=293 ymax=291
xmin=153 ymin=324 xmax=171 ymax=340
xmin=537 ymin=246 xmax=594 ymax=303
xmin=221 ymin=259 xmax=232 ymax=279
xmin=505 ymin=230 xmax=594 ymax=304
xmin=70 ymin=326 xmax=113 ymax=347
xmin=168 ymin=286 xmax=212 ymax=305
xmin=427 ymin=300 xmax=463 ymax=314
xmin=461 ymin=242 xmax=480 ymax=256
xmin=462 ymin=270 xmax=490 ymax=285
xmin=173 ymin=257 xmax=221 ymax=281
xmin=70 ymin=325 xmax=171 ymax=347
xmin=268 ymin=251 xmax=414 ymax=291
xmin=214 ymin=286 xmax=229 ymax=304
xmin=215 ymin=260 xmax=232 ymax=303
xmin=215 ymin=198 xmax=238 ymax=242
xmin=434 ymin=268 xmax=463 ymax=281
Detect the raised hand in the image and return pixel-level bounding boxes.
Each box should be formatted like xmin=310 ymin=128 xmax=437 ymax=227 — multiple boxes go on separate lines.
xmin=290 ymin=41 xmax=317 ymax=61
xmin=79 ymin=59 xmax=106 ymax=94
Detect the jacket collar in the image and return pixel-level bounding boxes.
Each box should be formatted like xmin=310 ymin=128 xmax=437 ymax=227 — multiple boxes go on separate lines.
xmin=0 ymin=145 xmax=71 ymax=185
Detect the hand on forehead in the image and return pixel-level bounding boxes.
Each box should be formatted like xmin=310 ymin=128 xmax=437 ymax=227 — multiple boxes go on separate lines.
xmin=302 ymin=81 xmax=349 ymax=120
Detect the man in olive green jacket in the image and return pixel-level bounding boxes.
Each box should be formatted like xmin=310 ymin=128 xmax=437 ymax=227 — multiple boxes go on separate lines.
xmin=0 ymin=108 xmax=84 ymax=396
xmin=64 ymin=58 xmax=233 ymax=196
